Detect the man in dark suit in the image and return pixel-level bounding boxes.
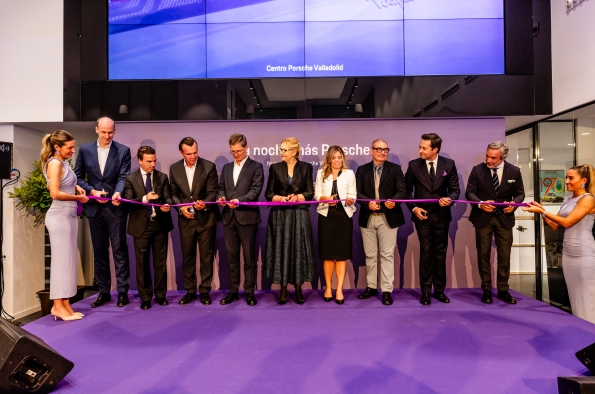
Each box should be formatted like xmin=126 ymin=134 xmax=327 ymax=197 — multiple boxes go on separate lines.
xmin=217 ymin=134 xmax=264 ymax=306
xmin=405 ymin=133 xmax=460 ymax=305
xmin=356 ymin=139 xmax=407 ymax=305
xmin=465 ymin=141 xmax=525 ymax=304
xmin=75 ymin=116 xmax=131 ymax=308
xmin=169 ymin=137 xmax=221 ymax=306
xmin=123 ymin=146 xmax=174 ymax=310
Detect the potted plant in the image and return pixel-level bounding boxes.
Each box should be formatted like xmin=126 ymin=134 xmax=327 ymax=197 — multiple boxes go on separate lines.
xmin=9 ymin=160 xmax=85 ymax=316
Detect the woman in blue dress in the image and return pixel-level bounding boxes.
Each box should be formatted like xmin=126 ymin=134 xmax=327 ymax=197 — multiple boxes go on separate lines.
xmin=524 ymin=164 xmax=595 ymax=323
xmin=42 ymin=130 xmax=89 ymax=321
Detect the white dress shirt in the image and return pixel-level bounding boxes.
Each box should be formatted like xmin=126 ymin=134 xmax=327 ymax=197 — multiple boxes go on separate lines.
xmin=184 ymin=160 xmax=196 ymax=191
xmin=426 ymin=156 xmax=439 ymax=175
xmin=233 ymin=156 xmax=248 ymax=186
xmin=488 ymin=162 xmax=504 ymax=184
xmin=97 ymin=140 xmax=112 ymax=175
xmin=140 ymin=169 xmax=156 ymax=217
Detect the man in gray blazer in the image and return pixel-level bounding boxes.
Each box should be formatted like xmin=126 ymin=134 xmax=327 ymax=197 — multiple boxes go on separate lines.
xmin=169 ymin=137 xmax=221 ymax=306
xmin=218 ymin=134 xmax=264 ymax=306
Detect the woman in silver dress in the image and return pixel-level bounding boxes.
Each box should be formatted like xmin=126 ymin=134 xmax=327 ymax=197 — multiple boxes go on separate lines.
xmin=524 ymin=164 xmax=595 ymax=323
xmin=41 ymin=130 xmax=89 ymax=321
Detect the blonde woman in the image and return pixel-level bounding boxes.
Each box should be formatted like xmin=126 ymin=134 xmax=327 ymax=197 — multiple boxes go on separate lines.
xmin=524 ymin=164 xmax=595 ymax=323
xmin=314 ymin=146 xmax=356 ymax=304
xmin=264 ymin=137 xmax=316 ymax=305
xmin=41 ymin=131 xmax=89 ymax=321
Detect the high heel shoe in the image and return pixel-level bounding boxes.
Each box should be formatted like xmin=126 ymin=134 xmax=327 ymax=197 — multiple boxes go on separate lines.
xmin=73 ymin=312 xmax=85 ymax=317
xmin=51 ymin=308 xmax=83 ymax=321
xmin=323 ymin=296 xmax=333 ymax=302
xmin=295 ymin=285 xmax=305 ymax=305
xmin=335 ymin=298 xmax=345 ymax=305
xmin=278 ymin=286 xmax=287 ymax=306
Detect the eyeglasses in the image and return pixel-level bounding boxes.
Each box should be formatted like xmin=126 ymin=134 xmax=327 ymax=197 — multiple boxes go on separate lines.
xmin=230 ymin=148 xmax=245 ymax=155
xmin=279 ymin=148 xmax=290 ymax=153
xmin=371 ymin=147 xmax=390 ymax=153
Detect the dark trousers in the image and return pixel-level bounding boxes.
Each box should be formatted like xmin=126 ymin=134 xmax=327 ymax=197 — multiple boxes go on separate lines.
xmin=134 ymin=220 xmax=168 ymax=302
xmin=223 ymin=215 xmax=258 ymax=294
xmin=88 ymin=205 xmax=130 ymax=294
xmin=415 ymin=213 xmax=449 ymax=294
xmin=475 ymin=215 xmax=513 ymax=292
xmin=179 ymin=219 xmax=216 ymax=294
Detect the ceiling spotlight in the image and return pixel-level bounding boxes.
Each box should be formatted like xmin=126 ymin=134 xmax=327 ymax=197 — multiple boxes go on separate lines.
xmin=354 ymin=79 xmax=358 ymax=88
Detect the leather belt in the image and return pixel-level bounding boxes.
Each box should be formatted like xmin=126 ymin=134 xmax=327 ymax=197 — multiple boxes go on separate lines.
xmin=371 ymin=212 xmax=385 ymax=216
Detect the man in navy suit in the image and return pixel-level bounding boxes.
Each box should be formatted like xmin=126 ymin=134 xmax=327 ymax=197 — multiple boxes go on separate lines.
xmin=169 ymin=137 xmax=221 ymax=306
xmin=217 ymin=134 xmax=264 ymax=306
xmin=405 ymin=133 xmax=460 ymax=305
xmin=75 ymin=116 xmax=132 ymax=308
xmin=465 ymin=141 xmax=525 ymax=305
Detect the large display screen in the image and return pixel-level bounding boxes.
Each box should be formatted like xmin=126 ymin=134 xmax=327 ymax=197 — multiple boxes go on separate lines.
xmin=108 ymin=0 xmax=504 ymax=79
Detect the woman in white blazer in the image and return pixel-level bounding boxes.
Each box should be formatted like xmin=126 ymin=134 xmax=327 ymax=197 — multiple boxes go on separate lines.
xmin=315 ymin=146 xmax=356 ymax=304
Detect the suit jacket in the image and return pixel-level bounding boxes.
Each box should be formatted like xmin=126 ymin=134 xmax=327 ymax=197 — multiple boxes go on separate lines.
xmin=218 ymin=157 xmax=264 ymax=226
xmin=465 ymin=161 xmax=525 ymax=229
xmin=123 ymin=169 xmax=174 ymax=237
xmin=314 ymin=168 xmax=357 ymax=218
xmin=74 ymin=140 xmax=131 ymax=217
xmin=265 ymin=160 xmax=314 ymax=208
xmin=355 ymin=160 xmax=406 ymax=229
xmin=169 ymin=158 xmax=222 ymax=228
xmin=405 ymin=156 xmax=460 ymax=223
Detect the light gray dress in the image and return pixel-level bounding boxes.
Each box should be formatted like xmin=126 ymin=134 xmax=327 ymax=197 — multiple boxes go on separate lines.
xmin=44 ymin=157 xmax=78 ymax=300
xmin=560 ymin=193 xmax=595 ymax=323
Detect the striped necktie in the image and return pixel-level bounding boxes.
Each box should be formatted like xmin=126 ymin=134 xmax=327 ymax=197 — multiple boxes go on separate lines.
xmin=492 ymin=168 xmax=499 ymax=192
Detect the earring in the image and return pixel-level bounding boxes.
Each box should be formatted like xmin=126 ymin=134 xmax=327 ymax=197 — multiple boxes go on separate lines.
xmin=581 ymin=183 xmax=586 ymax=189
xmin=55 ymin=150 xmax=60 ymax=155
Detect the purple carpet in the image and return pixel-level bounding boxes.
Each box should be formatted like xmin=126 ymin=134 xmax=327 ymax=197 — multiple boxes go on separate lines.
xmin=24 ymin=289 xmax=595 ymax=393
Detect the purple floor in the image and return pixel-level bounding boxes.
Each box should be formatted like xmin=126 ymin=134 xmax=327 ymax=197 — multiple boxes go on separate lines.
xmin=24 ymin=289 xmax=595 ymax=393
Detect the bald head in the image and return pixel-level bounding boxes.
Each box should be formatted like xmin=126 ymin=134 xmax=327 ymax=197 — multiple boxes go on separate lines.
xmin=96 ymin=116 xmax=116 ymax=148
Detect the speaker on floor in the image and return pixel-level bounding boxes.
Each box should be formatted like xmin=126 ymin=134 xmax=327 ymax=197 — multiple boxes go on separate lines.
xmin=0 ymin=318 xmax=74 ymax=393
xmin=558 ymin=376 xmax=595 ymax=394
xmin=577 ymin=342 xmax=595 ymax=374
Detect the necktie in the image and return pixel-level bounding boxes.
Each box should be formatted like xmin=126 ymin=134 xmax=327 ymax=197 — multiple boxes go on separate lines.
xmin=492 ymin=168 xmax=499 ymax=192
xmin=374 ymin=166 xmax=380 ymax=200
xmin=145 ymin=173 xmax=153 ymax=217
xmin=429 ymin=162 xmax=435 ymax=179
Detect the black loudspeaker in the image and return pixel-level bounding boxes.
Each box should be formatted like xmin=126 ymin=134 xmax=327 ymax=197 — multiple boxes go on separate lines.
xmin=558 ymin=377 xmax=595 ymax=394
xmin=0 ymin=318 xmax=74 ymax=393
xmin=577 ymin=343 xmax=595 ymax=374
xmin=0 ymin=141 xmax=13 ymax=179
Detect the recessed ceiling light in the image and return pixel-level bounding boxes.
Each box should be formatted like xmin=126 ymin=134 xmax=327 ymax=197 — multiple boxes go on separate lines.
xmin=582 ymin=132 xmax=591 ymax=135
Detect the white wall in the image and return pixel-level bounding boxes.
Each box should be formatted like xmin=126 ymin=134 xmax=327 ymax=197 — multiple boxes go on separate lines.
xmin=0 ymin=125 xmax=46 ymax=319
xmin=551 ymin=1 xmax=595 ymax=113
xmin=0 ymin=0 xmax=63 ymax=122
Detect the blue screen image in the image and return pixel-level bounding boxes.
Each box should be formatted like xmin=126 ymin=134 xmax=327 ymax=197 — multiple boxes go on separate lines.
xmin=107 ymin=0 xmax=504 ymax=79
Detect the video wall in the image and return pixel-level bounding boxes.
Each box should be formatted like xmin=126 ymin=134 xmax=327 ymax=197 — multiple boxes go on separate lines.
xmin=108 ymin=0 xmax=504 ymax=80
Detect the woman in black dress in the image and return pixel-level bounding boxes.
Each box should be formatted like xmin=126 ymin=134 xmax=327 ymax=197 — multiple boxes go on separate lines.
xmin=264 ymin=137 xmax=316 ymax=305
xmin=314 ymin=146 xmax=356 ymax=304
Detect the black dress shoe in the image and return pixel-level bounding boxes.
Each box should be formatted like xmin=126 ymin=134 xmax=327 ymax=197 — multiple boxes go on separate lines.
xmin=382 ymin=292 xmax=393 ymax=305
xmin=220 ymin=292 xmax=240 ymax=305
xmin=420 ymin=293 xmax=431 ymax=305
xmin=155 ymin=297 xmax=169 ymax=306
xmin=358 ymin=287 xmax=379 ymax=299
xmin=497 ymin=291 xmax=517 ymax=304
xmin=117 ymin=292 xmax=129 ymax=307
xmin=277 ymin=297 xmax=287 ymax=306
xmin=200 ymin=293 xmax=212 ymax=305
xmin=434 ymin=292 xmax=450 ymax=304
xmin=246 ymin=293 xmax=257 ymax=306
xmin=179 ymin=292 xmax=197 ymax=305
xmin=481 ymin=290 xmax=493 ymax=304
xmin=91 ymin=292 xmax=111 ymax=308
xmin=140 ymin=300 xmax=151 ymax=310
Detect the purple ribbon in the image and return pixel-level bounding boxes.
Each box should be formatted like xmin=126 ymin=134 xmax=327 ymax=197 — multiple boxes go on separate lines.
xmin=85 ymin=195 xmax=528 ymax=207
